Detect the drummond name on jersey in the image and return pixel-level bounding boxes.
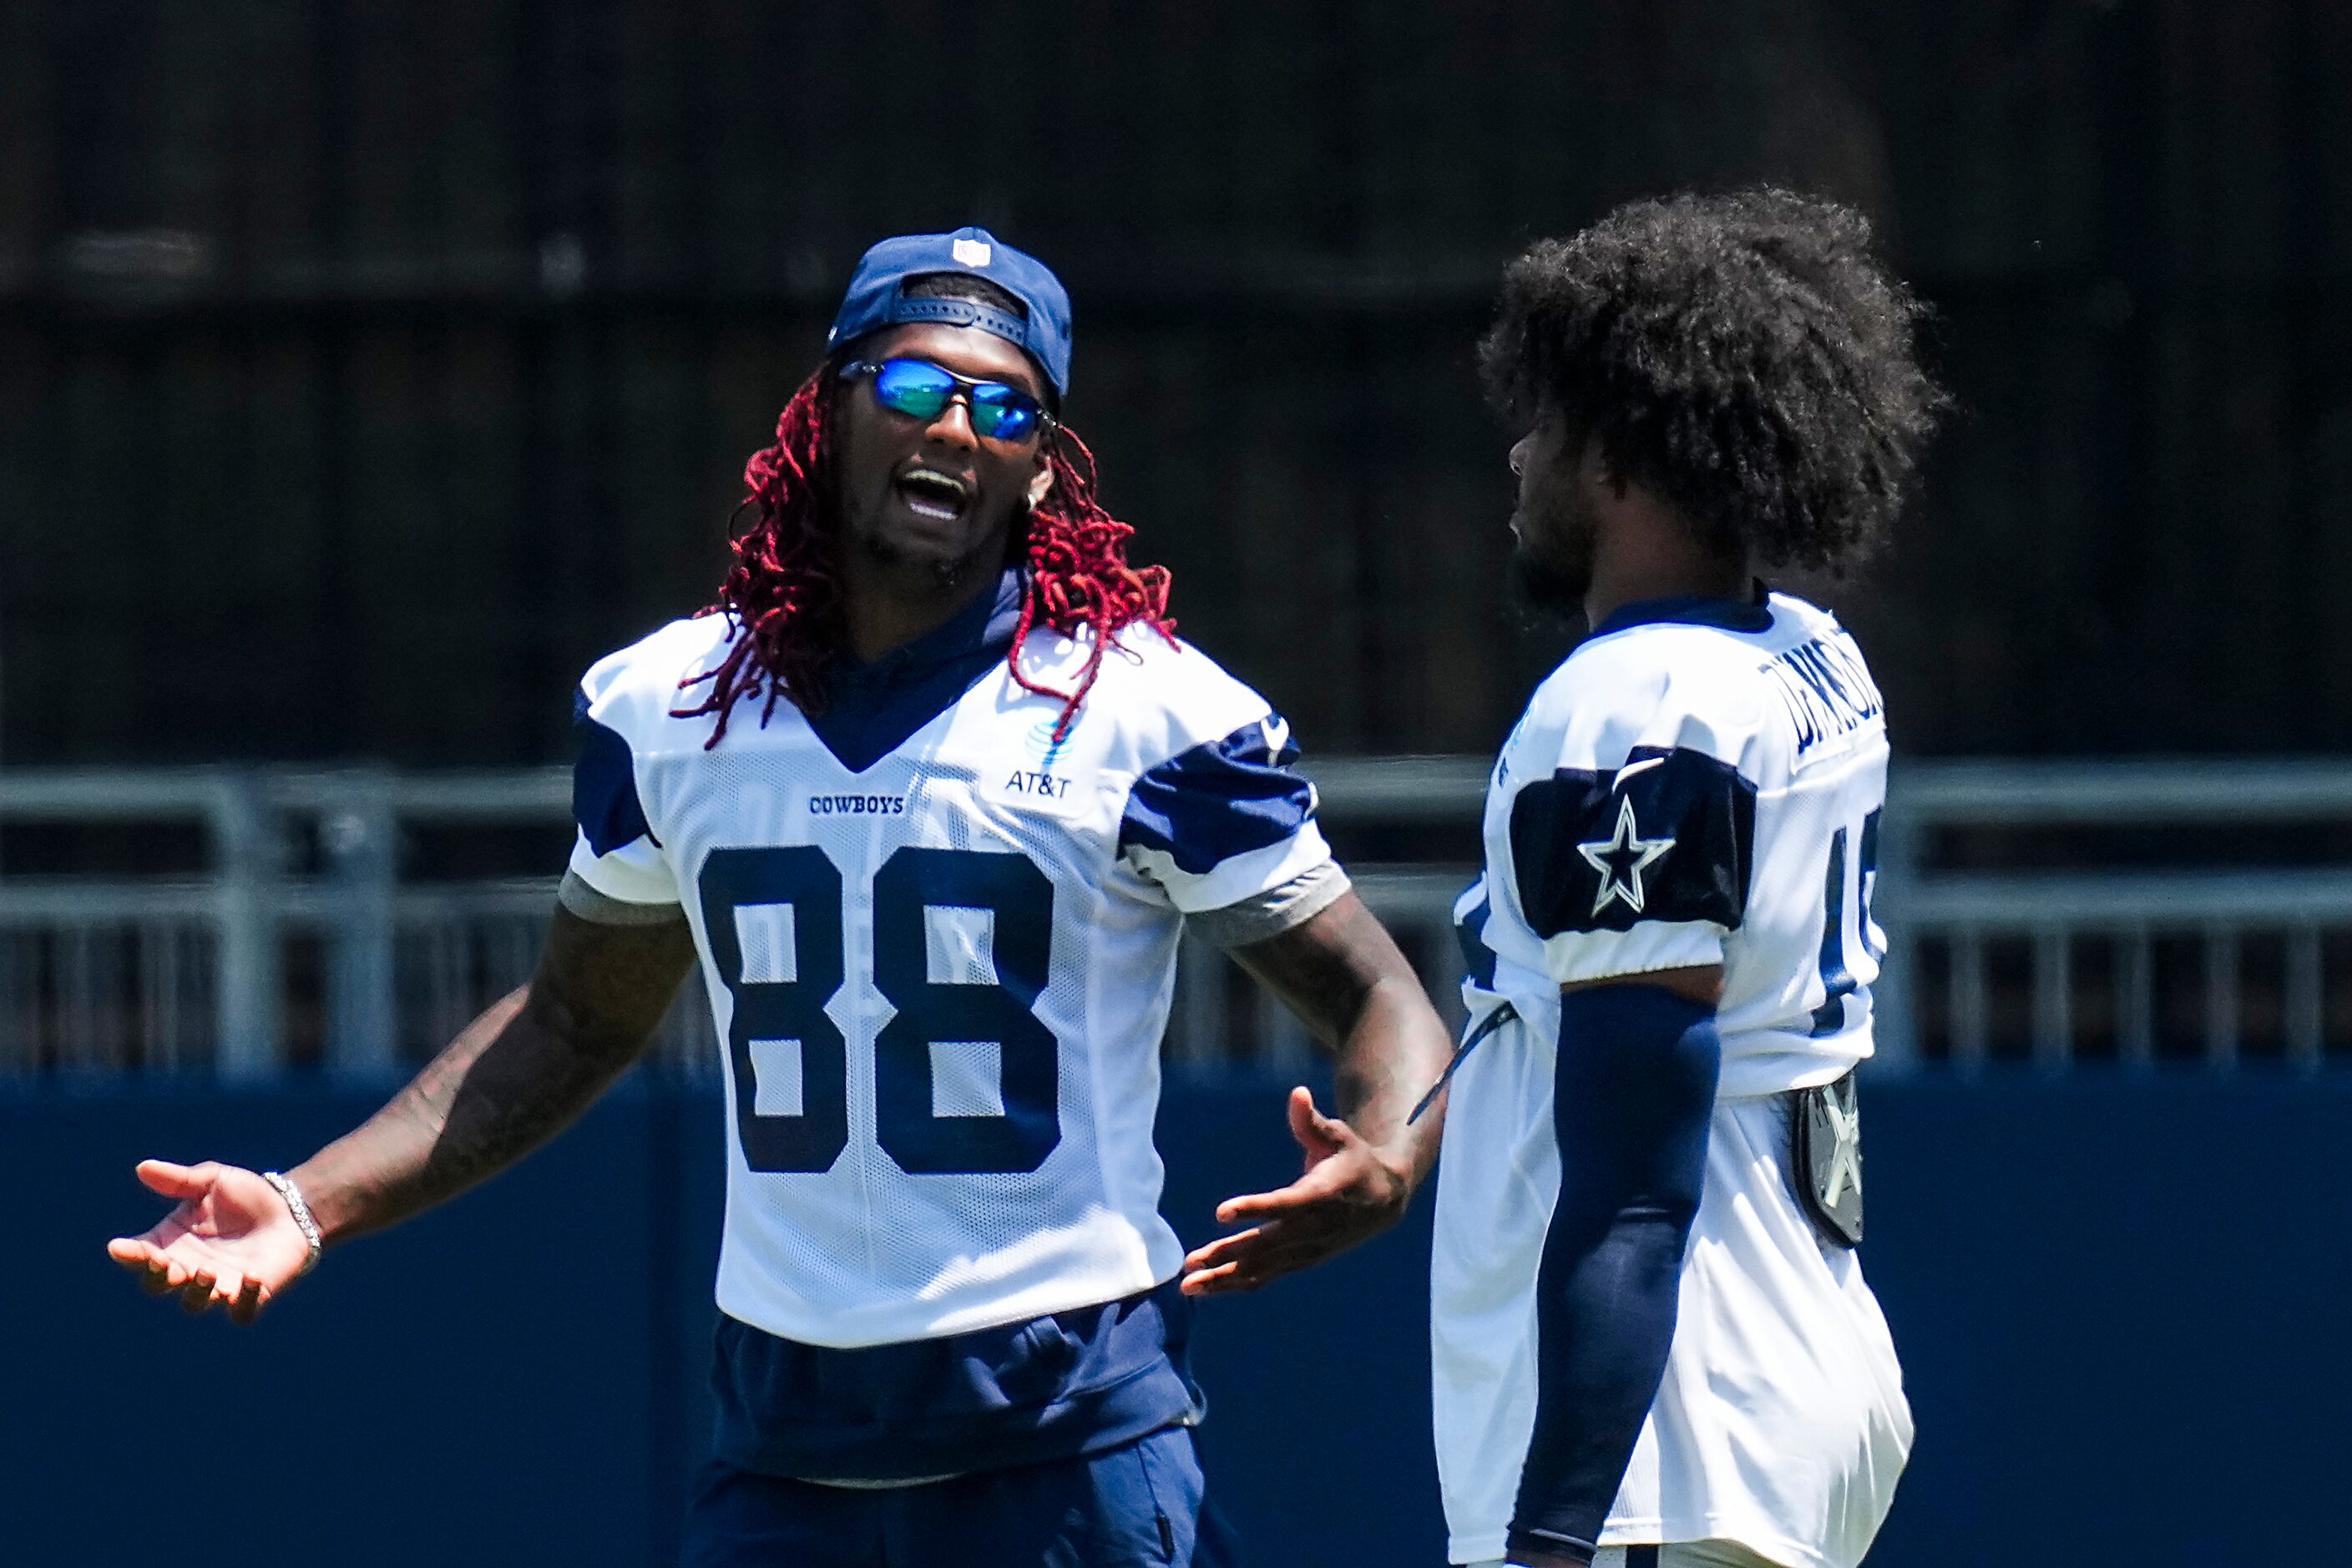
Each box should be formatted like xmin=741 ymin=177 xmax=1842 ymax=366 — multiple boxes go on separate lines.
xmin=1762 ymin=633 xmax=1884 ymax=752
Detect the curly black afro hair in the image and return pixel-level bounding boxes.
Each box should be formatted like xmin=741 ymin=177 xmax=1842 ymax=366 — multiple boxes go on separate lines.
xmin=1481 ymin=188 xmax=1945 ymax=573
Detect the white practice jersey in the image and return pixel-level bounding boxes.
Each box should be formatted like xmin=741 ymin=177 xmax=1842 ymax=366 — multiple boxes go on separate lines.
xmin=1435 ymin=592 xmax=1911 ymax=1568
xmin=569 ymin=611 xmax=1330 ymax=1349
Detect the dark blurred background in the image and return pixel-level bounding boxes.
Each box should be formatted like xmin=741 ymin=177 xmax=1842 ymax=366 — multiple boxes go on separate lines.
xmin=8 ymin=7 xmax=2352 ymax=1568
xmin=5 ymin=0 xmax=2350 ymax=768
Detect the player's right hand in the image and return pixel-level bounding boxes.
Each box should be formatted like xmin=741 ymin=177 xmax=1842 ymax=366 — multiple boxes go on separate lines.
xmin=105 ymin=1160 xmax=314 ymax=1324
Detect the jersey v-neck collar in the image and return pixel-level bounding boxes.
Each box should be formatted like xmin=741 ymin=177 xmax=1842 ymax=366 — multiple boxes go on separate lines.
xmin=1588 ymin=581 xmax=1777 ymax=639
xmin=803 ymin=569 xmax=1025 ymax=774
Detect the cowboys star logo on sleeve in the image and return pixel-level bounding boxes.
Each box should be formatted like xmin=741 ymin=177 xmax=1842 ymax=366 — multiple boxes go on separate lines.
xmin=1576 ymin=795 xmax=1676 ymax=915
xmin=1506 ymin=746 xmax=1754 ymax=939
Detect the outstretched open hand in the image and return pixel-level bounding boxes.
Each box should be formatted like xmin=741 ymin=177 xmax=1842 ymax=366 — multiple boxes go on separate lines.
xmin=1179 ymin=1086 xmax=1412 ymax=1297
xmin=105 ymin=1160 xmax=313 ymax=1324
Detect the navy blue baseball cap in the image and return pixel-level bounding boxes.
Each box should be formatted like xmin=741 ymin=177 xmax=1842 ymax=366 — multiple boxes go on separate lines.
xmin=826 ymin=226 xmax=1074 ymax=400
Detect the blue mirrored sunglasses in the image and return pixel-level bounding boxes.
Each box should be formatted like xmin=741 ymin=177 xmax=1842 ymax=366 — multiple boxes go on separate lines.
xmin=843 ymin=357 xmax=1050 ymax=443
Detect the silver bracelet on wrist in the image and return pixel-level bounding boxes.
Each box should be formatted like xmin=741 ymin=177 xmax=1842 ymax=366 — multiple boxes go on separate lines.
xmin=260 ymin=1171 xmax=323 ymax=1275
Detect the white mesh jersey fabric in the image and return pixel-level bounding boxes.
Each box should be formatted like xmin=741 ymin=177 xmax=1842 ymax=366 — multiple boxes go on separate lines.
xmin=568 ymin=616 xmax=1329 ymax=1349
xmin=1434 ymin=594 xmax=1909 ymax=1568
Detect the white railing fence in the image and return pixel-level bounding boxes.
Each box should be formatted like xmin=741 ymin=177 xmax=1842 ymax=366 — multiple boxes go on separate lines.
xmin=3 ymin=757 xmax=2347 ymax=1079
xmin=1875 ymin=760 xmax=2352 ymax=1071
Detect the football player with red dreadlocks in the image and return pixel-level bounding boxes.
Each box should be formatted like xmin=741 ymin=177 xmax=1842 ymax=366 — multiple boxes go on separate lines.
xmin=109 ymin=228 xmax=1454 ymax=1566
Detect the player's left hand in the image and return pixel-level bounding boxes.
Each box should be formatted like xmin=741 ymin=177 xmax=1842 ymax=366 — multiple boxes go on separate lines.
xmin=1179 ymin=1085 xmax=1412 ymax=1295
xmin=105 ymin=1159 xmax=315 ymax=1324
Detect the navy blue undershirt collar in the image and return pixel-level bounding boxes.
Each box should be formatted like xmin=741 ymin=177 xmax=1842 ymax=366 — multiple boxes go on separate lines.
xmin=1589 ymin=580 xmax=1776 ymax=639
xmin=805 ymin=567 xmax=1024 ymax=773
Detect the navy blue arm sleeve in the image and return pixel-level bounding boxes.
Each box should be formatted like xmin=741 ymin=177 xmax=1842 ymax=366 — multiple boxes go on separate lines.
xmin=1506 ymin=984 xmax=1722 ymax=1565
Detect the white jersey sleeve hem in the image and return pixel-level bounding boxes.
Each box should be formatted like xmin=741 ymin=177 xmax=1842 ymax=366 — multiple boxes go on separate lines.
xmin=1541 ymin=918 xmax=1724 ymax=985
xmin=1126 ymin=821 xmax=1333 ymax=915
xmin=566 ymin=827 xmax=682 ymax=908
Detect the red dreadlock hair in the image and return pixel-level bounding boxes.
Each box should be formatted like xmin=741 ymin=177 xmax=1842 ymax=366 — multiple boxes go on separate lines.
xmin=672 ymin=367 xmax=1175 ymax=748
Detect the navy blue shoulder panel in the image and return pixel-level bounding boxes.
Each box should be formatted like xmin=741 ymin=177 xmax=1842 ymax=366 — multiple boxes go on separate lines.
xmin=1119 ymin=718 xmax=1315 ymax=876
xmin=572 ymin=688 xmax=657 ymax=856
xmin=709 ymin=1279 xmax=1203 ymax=1481
xmin=1510 ymin=746 xmax=1756 ymax=938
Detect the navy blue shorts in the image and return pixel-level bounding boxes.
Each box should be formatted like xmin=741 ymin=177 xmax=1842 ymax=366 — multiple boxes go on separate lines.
xmin=680 ymin=1424 xmax=1238 ymax=1568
